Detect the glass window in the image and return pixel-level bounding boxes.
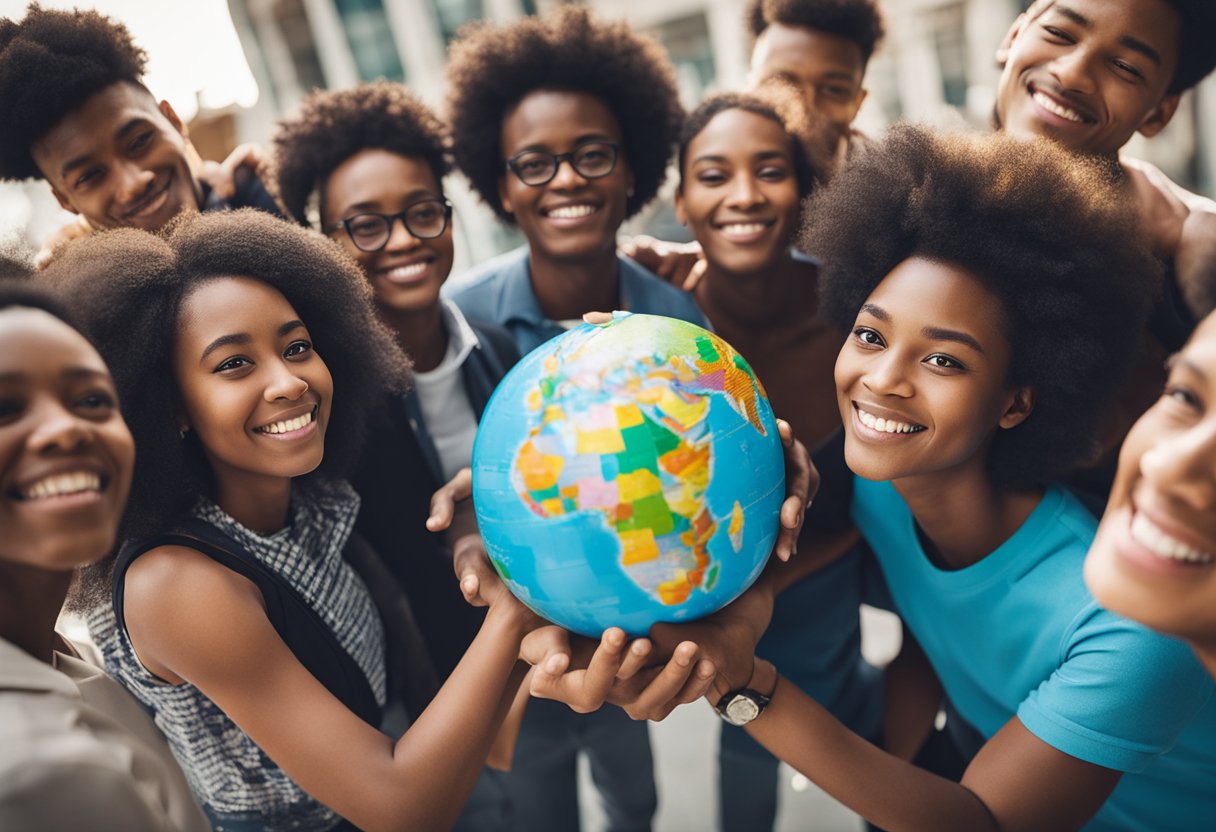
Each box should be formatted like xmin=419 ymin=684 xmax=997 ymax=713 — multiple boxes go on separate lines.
xmin=429 ymin=0 xmax=485 ymax=44
xmin=272 ymin=0 xmax=326 ymax=91
xmin=334 ymin=0 xmax=406 ymax=82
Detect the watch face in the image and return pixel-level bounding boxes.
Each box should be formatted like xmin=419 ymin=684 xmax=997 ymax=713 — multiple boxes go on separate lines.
xmin=724 ymin=694 xmax=761 ymax=726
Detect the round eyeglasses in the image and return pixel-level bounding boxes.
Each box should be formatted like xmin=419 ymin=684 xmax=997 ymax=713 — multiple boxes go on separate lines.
xmin=505 ymin=142 xmax=620 ymax=187
xmin=328 ymin=200 xmax=452 ymax=252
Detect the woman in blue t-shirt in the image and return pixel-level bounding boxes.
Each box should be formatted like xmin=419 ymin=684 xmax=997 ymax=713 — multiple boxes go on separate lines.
xmin=1086 ymin=309 xmax=1216 ymax=682
xmin=727 ymin=125 xmax=1216 ymax=830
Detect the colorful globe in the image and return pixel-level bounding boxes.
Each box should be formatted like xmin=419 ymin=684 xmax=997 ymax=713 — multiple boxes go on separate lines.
xmin=472 ymin=312 xmax=786 ymax=637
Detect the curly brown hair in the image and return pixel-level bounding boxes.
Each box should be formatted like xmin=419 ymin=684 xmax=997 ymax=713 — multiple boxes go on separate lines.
xmin=746 ymin=0 xmax=885 ymax=63
xmin=445 ymin=5 xmax=683 ymax=223
xmin=808 ymin=124 xmax=1159 ymax=489
xmin=0 ymin=4 xmax=148 ymax=181
xmin=271 ymin=81 xmax=451 ymax=227
xmin=42 ymin=209 xmax=410 ymax=543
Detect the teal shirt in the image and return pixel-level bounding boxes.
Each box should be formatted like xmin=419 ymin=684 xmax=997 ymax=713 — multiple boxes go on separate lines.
xmin=853 ymin=478 xmax=1216 ymax=830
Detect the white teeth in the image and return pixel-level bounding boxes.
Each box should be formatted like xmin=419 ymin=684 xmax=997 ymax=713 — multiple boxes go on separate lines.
xmin=386 ymin=262 xmax=428 ymax=279
xmin=21 ymin=471 xmax=102 ymax=500
xmin=547 ymin=204 xmax=596 ymax=219
xmin=1130 ymin=512 xmax=1215 ymax=565
xmin=258 ymin=410 xmax=314 ymax=435
xmin=857 ymin=407 xmax=923 ymax=435
xmin=720 ymin=223 xmax=769 ymax=237
xmin=1033 ymin=91 xmax=1086 ymax=123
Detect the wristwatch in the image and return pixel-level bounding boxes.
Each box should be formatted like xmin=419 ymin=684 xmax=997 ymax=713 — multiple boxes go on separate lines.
xmin=714 ymin=659 xmax=778 ymax=726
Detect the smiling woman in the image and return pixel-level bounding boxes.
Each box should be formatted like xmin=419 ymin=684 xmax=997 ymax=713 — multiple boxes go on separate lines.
xmin=38 ymin=210 xmax=547 ymax=832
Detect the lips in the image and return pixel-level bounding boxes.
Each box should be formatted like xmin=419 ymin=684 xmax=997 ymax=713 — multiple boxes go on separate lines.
xmin=854 ymin=403 xmax=926 ymax=435
xmin=542 ymin=203 xmax=599 ymax=220
xmin=253 ymin=405 xmax=318 ymax=437
xmin=377 ymin=259 xmax=433 ymax=285
xmin=13 ymin=468 xmax=107 ymax=501
xmin=1027 ymin=83 xmax=1096 ymax=125
xmin=120 ymin=173 xmax=173 ymax=223
xmin=715 ymin=220 xmax=775 ymax=244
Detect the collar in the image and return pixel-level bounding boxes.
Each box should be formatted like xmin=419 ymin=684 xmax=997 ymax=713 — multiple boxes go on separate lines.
xmin=501 ymin=248 xmax=638 ymax=325
xmin=0 ymin=636 xmax=79 ymax=697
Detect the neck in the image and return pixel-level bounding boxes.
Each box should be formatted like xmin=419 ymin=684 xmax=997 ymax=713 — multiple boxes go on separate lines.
xmin=380 ymin=302 xmax=449 ymax=373
xmin=528 ymin=246 xmax=620 ymax=321
xmin=0 ymin=562 xmax=73 ymax=663
xmin=893 ymin=459 xmax=1041 ymax=570
xmin=214 ymin=473 xmax=294 ymax=535
xmin=696 ymin=250 xmax=812 ymax=328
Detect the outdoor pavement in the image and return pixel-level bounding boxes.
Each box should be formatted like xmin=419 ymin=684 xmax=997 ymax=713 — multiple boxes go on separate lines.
xmin=577 ymin=606 xmax=901 ymax=832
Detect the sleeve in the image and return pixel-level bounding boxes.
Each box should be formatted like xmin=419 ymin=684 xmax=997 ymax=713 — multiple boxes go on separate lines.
xmin=0 ymin=760 xmax=181 ymax=832
xmin=804 ymin=429 xmax=853 ymax=533
xmin=1016 ymin=606 xmax=1215 ymax=772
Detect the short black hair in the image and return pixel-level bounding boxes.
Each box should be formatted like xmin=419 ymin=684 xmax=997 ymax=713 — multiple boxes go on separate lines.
xmin=0 ymin=4 xmax=148 ymax=181
xmin=445 ymin=5 xmax=683 ymax=223
xmin=678 ymin=89 xmax=823 ymax=199
xmin=42 ymin=209 xmax=410 ymax=543
xmin=272 ymin=81 xmax=451 ymax=227
xmin=1024 ymin=0 xmax=1216 ymax=95
xmin=808 ymin=125 xmax=1159 ymax=489
xmin=747 ymin=0 xmax=886 ymax=64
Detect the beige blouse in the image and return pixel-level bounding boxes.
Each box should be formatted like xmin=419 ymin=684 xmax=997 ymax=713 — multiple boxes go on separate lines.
xmin=0 ymin=636 xmax=208 ymax=832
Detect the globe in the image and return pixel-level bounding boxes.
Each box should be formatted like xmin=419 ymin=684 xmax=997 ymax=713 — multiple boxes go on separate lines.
xmin=471 ymin=312 xmax=786 ymax=637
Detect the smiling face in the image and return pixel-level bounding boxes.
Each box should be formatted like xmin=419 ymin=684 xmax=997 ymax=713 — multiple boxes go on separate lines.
xmin=1085 ymin=313 xmax=1216 ymax=648
xmin=750 ymin=22 xmax=867 ymax=141
xmin=173 ymin=277 xmax=333 ymax=496
xmin=0 ymin=307 xmax=134 ymax=571
xmin=322 ymin=149 xmax=454 ymax=316
xmin=676 ymin=108 xmax=803 ymax=278
xmin=995 ymin=0 xmax=1182 ymax=156
xmin=498 ymin=90 xmax=632 ymax=265
xmin=835 ymin=257 xmax=1031 ymax=485
xmin=31 ymin=81 xmax=203 ymax=232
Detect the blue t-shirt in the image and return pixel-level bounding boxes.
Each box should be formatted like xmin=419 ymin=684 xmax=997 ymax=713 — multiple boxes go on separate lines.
xmin=443 ymin=246 xmax=708 ymax=355
xmin=853 ymin=478 xmax=1216 ymax=830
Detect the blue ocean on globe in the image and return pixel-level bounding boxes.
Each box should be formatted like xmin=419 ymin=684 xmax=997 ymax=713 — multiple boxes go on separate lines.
xmin=472 ymin=312 xmax=786 ymax=637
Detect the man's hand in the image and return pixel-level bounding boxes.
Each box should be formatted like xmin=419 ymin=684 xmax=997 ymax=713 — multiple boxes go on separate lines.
xmin=427 ymin=467 xmax=473 ymax=533
xmin=200 ymin=142 xmax=268 ymax=201
xmin=774 ymin=418 xmax=817 ymax=562
xmin=35 ymin=215 xmax=93 ymax=269
xmin=520 ymin=626 xmax=715 ymax=721
xmin=621 ymin=236 xmax=707 ymax=291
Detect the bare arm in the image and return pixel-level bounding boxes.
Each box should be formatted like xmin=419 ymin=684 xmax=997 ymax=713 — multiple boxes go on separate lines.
xmin=123 ymin=545 xmax=533 ymax=832
xmin=880 ymin=629 xmax=943 ymax=761
xmin=745 ymin=662 xmax=1122 ymax=832
xmin=1176 ymin=209 xmax=1216 ymax=321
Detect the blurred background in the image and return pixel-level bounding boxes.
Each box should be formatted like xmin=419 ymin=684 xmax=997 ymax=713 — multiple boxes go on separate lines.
xmin=2 ymin=0 xmax=1213 ymax=270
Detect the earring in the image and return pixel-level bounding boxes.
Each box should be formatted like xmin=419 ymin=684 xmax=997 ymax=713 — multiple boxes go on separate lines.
xmin=179 ymin=426 xmax=188 ymax=440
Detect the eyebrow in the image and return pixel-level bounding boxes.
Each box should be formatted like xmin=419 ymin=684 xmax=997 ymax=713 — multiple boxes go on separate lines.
xmin=199 ymin=319 xmax=306 ymax=362
xmin=511 ymin=134 xmax=615 ymax=155
xmin=860 ymin=304 xmax=985 ymax=353
xmin=1167 ymin=353 xmax=1210 ymax=382
xmin=0 ymin=367 xmax=110 ymax=383
xmin=691 ymin=150 xmax=789 ymax=165
xmin=345 ymin=189 xmax=437 ymax=213
xmin=1050 ymin=5 xmax=1162 ymax=66
xmin=60 ymin=117 xmax=150 ymax=178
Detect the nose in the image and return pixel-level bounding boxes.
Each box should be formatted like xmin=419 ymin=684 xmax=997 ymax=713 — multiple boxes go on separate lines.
xmin=384 ymin=215 xmax=421 ymax=252
xmin=725 ymin=174 xmax=764 ymax=210
xmin=28 ymin=397 xmax=92 ymax=455
xmin=860 ymin=351 xmax=914 ymax=399
xmin=1140 ymin=421 xmax=1216 ymax=512
xmin=549 ymin=156 xmax=588 ymax=190
xmin=1049 ymin=47 xmax=1098 ymax=95
xmin=264 ymin=361 xmax=310 ymax=403
xmin=114 ymin=161 xmax=156 ymax=204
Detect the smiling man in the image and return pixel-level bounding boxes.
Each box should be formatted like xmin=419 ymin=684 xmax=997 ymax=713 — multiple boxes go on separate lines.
xmin=0 ymin=6 xmax=279 ymax=249
xmin=995 ymin=0 xmax=1216 ymax=325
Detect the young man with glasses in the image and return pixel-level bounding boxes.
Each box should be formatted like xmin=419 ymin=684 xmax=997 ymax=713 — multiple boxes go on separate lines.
xmin=440 ymin=8 xmax=702 ymax=831
xmin=0 ymin=5 xmax=281 ymax=261
xmin=272 ymin=80 xmax=522 ymax=832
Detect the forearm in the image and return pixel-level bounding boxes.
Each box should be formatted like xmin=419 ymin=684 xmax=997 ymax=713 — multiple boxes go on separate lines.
xmin=747 ymin=674 xmax=998 ymax=832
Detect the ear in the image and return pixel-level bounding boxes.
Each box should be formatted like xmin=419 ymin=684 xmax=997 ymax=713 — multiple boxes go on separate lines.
xmin=999 ymin=387 xmax=1035 ymax=430
xmin=849 ymin=87 xmax=869 ymax=122
xmin=159 ymin=99 xmax=188 ymax=138
xmin=497 ymin=176 xmax=514 ymax=217
xmin=1136 ymin=94 xmax=1181 ymax=139
xmin=674 ymin=187 xmax=687 ymax=226
xmin=996 ymin=12 xmax=1029 ymax=68
xmin=50 ymin=185 xmax=78 ymax=215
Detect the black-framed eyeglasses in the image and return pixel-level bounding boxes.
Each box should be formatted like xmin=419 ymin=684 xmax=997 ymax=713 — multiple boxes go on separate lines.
xmin=328 ymin=199 xmax=452 ymax=252
xmin=505 ymin=142 xmax=619 ymax=187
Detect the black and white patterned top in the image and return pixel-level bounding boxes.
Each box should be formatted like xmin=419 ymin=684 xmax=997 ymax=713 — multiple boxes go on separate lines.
xmin=88 ymin=481 xmax=385 ymax=832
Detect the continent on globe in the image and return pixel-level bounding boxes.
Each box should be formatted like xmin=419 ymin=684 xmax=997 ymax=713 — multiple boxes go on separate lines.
xmin=472 ymin=312 xmax=785 ymax=636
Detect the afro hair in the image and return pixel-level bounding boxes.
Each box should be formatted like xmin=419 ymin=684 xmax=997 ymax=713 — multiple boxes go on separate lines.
xmin=0 ymin=4 xmax=148 ymax=181
xmin=677 ymin=87 xmax=825 ymax=199
xmin=0 ymin=252 xmax=78 ymax=328
xmin=747 ymin=0 xmax=885 ymax=63
xmin=445 ymin=5 xmax=683 ymax=223
xmin=271 ymin=81 xmax=451 ymax=227
xmin=807 ymin=124 xmax=1159 ymax=489
xmin=41 ymin=209 xmax=410 ymax=544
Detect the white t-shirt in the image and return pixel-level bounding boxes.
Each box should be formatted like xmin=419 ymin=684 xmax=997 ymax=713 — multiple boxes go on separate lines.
xmin=413 ymin=300 xmax=482 ymax=482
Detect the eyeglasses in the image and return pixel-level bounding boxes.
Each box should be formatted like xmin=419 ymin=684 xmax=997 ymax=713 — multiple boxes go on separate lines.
xmin=328 ymin=200 xmax=452 ymax=252
xmin=505 ymin=142 xmax=619 ymax=187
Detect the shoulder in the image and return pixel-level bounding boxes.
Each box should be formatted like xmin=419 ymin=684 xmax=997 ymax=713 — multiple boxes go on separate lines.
xmin=446 ymin=248 xmax=529 ymax=300
xmin=1123 ymin=157 xmax=1216 ymax=214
